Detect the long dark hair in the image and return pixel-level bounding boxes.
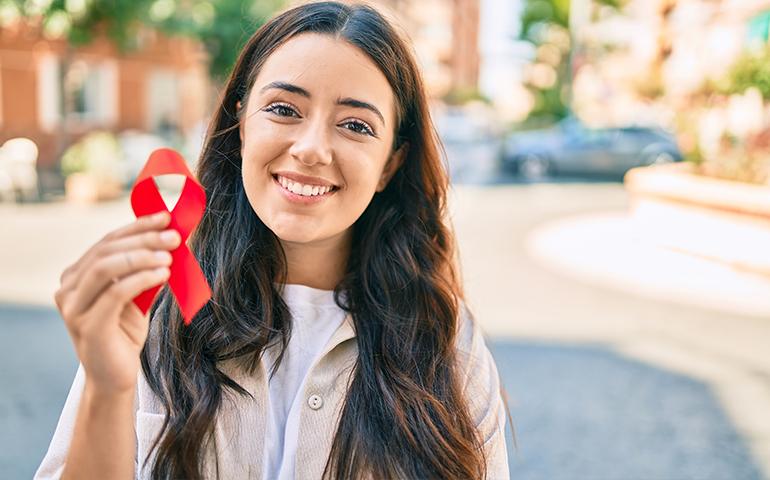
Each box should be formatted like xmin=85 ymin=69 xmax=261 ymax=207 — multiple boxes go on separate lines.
xmin=140 ymin=2 xmax=499 ymax=478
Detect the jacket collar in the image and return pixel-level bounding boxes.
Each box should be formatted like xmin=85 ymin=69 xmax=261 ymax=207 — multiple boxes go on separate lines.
xmin=319 ymin=311 xmax=356 ymax=358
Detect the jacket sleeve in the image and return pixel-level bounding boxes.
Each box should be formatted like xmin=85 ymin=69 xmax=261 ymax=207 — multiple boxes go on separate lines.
xmin=33 ymin=363 xmax=142 ymax=479
xmin=456 ymin=303 xmax=511 ymax=480
xmin=33 ymin=363 xmax=86 ymax=479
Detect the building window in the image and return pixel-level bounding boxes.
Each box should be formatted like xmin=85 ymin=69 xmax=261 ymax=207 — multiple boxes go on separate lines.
xmin=147 ymin=69 xmax=180 ymax=139
xmin=65 ymin=59 xmax=117 ymax=125
xmin=36 ymin=54 xmax=117 ymax=131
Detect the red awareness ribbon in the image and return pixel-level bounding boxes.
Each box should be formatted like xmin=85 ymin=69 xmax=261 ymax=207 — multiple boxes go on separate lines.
xmin=129 ymin=148 xmax=212 ymax=325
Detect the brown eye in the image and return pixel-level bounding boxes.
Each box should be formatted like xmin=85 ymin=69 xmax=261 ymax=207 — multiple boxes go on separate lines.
xmin=264 ymin=103 xmax=299 ymax=118
xmin=342 ymin=120 xmax=375 ymax=136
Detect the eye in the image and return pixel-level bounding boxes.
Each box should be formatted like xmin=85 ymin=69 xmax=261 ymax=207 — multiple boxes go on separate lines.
xmin=341 ymin=119 xmax=375 ymax=137
xmin=263 ymin=102 xmax=300 ymax=118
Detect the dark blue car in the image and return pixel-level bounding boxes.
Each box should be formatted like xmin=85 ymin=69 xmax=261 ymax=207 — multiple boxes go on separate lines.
xmin=502 ymin=116 xmax=682 ymax=179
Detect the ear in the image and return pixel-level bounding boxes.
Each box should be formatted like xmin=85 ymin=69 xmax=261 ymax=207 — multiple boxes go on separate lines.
xmin=376 ymin=142 xmax=408 ymax=192
xmin=236 ymin=100 xmax=243 ymax=143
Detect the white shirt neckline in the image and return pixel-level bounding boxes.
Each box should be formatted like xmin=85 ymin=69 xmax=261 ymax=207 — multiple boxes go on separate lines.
xmin=262 ymin=282 xmax=348 ymax=480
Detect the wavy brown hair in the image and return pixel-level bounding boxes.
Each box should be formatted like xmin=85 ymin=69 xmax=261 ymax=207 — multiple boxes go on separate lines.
xmin=140 ymin=2 xmax=505 ymax=478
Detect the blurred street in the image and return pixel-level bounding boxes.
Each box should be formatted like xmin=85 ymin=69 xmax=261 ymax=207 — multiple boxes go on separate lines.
xmin=2 ymin=181 xmax=769 ymax=479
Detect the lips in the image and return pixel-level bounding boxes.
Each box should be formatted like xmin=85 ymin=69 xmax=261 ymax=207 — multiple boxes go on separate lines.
xmin=273 ymin=174 xmax=339 ymax=197
xmin=272 ymin=174 xmax=338 ymax=204
xmin=272 ymin=171 xmax=339 ymax=188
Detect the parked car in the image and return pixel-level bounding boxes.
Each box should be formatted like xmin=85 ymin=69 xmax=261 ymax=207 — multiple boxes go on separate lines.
xmin=434 ymin=106 xmax=503 ymax=183
xmin=501 ymin=116 xmax=682 ymax=179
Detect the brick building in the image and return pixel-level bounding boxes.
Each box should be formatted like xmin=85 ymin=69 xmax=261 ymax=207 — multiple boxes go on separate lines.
xmin=0 ymin=20 xmax=210 ymax=171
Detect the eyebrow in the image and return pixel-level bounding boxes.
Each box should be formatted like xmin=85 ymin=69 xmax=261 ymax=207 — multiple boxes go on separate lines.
xmin=259 ymin=80 xmax=386 ymax=126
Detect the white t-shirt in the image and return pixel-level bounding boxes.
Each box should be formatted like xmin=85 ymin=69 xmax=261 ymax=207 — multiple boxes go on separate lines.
xmin=261 ymin=284 xmax=348 ymax=480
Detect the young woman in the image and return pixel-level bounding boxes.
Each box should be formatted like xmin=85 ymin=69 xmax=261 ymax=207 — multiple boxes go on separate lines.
xmin=36 ymin=2 xmax=510 ymax=479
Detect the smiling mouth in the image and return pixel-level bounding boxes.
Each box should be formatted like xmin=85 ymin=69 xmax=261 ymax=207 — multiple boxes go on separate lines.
xmin=272 ymin=174 xmax=340 ymax=197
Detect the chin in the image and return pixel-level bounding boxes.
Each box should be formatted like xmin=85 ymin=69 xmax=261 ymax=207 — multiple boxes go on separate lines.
xmin=269 ymin=225 xmax=323 ymax=244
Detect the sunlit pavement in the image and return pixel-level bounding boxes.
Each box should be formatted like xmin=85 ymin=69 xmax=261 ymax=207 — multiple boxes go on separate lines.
xmin=2 ymin=181 xmax=769 ymax=478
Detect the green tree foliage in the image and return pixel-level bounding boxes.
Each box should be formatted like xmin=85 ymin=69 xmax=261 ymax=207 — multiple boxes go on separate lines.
xmin=153 ymin=0 xmax=284 ymax=80
xmin=518 ymin=0 xmax=623 ymax=124
xmin=519 ymin=0 xmax=571 ymax=124
xmin=520 ymin=0 xmax=624 ymax=44
xmin=3 ymin=0 xmax=284 ymax=80
xmin=521 ymin=0 xmax=570 ymax=36
xmin=723 ymin=46 xmax=770 ymax=100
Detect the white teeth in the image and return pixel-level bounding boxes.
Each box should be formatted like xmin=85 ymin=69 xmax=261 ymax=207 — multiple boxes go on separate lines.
xmin=276 ymin=175 xmax=334 ymax=197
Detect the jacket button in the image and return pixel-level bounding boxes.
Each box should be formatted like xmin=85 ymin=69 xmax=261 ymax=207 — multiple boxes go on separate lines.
xmin=307 ymin=394 xmax=323 ymax=410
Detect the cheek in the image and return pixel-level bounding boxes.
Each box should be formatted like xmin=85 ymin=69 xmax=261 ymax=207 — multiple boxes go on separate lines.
xmin=241 ymin=124 xmax=283 ymax=182
xmin=242 ymin=120 xmax=282 ymax=161
xmin=330 ymin=155 xmax=388 ymax=224
xmin=240 ymin=154 xmax=265 ymax=201
xmin=337 ymin=141 xmax=388 ymax=184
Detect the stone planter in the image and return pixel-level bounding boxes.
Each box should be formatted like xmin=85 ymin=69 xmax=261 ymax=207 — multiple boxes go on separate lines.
xmin=624 ymin=162 xmax=770 ymax=277
xmin=65 ymin=172 xmax=123 ymax=204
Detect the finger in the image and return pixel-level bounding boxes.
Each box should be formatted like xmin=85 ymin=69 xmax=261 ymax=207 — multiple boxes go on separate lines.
xmin=117 ymin=300 xmax=153 ymax=349
xmin=56 ymin=262 xmax=82 ymax=313
xmin=85 ymin=267 xmax=171 ymax=330
xmin=62 ymin=228 xmax=181 ymax=294
xmin=67 ymin=249 xmax=173 ymax=316
xmin=104 ymin=211 xmax=171 ymax=242
xmin=63 ymin=212 xmax=171 ymax=285
xmin=100 ymin=228 xmax=182 ymax=258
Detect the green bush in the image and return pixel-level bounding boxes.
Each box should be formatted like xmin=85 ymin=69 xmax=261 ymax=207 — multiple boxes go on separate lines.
xmin=60 ymin=131 xmax=124 ymax=182
xmin=721 ymin=47 xmax=770 ymax=99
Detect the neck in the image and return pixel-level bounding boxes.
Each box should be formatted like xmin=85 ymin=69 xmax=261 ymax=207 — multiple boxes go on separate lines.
xmin=279 ymin=229 xmax=352 ymax=291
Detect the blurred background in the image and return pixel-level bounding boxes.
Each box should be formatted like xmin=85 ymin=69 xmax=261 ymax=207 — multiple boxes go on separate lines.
xmin=2 ymin=0 xmax=770 ymax=478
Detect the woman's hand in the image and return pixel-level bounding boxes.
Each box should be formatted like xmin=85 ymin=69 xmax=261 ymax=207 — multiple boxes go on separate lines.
xmin=54 ymin=211 xmax=181 ymax=396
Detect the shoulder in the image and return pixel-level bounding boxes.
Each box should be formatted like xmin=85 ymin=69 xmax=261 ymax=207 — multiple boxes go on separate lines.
xmin=455 ymin=300 xmax=478 ymax=349
xmin=452 ymin=300 xmax=504 ymax=420
xmin=453 ymin=300 xmax=504 ymax=408
xmin=453 ymin=300 xmax=512 ymax=478
xmin=454 ymin=300 xmax=494 ymax=380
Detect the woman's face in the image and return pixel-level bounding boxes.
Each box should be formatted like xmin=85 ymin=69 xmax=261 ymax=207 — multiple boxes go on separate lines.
xmin=239 ymin=32 xmax=404 ymax=246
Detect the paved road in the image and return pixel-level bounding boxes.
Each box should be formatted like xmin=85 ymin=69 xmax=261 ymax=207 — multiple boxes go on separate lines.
xmin=2 ymin=304 xmax=763 ymax=479
xmin=494 ymin=341 xmax=763 ymax=480
xmin=1 ymin=304 xmax=78 ymax=480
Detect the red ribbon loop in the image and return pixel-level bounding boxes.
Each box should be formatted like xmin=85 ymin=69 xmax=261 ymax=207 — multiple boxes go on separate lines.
xmin=130 ymin=148 xmax=212 ymax=325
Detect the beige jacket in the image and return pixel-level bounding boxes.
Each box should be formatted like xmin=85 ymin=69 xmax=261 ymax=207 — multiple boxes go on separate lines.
xmin=35 ymin=307 xmax=510 ymax=479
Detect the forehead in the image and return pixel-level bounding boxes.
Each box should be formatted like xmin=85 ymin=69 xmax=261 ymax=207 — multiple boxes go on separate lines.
xmin=251 ymin=32 xmax=395 ymax=121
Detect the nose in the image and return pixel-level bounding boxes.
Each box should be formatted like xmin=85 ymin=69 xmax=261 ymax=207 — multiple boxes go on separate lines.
xmin=288 ymin=118 xmax=333 ymax=167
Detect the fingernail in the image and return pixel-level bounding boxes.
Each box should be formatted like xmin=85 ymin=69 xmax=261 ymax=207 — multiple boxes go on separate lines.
xmin=155 ymin=267 xmax=170 ymax=276
xmin=154 ymin=251 xmax=171 ymax=262
xmin=160 ymin=230 xmax=179 ymax=242
xmin=154 ymin=212 xmax=169 ymax=222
